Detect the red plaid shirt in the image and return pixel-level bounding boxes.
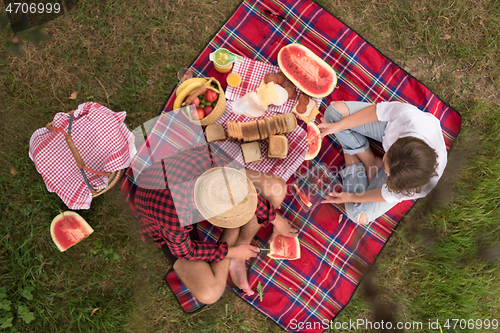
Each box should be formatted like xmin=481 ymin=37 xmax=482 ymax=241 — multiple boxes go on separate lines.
xmin=135 ymin=147 xmax=275 ymax=263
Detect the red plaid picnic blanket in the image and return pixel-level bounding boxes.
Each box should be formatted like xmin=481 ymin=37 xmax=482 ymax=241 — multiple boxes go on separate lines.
xmin=122 ymin=0 xmax=462 ymax=330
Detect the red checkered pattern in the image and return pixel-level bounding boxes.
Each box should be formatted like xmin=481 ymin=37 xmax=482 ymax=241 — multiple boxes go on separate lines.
xmin=29 ymin=102 xmax=136 ymax=209
xmin=215 ymin=58 xmax=320 ymax=182
xmin=225 ymin=57 xmax=322 ymax=112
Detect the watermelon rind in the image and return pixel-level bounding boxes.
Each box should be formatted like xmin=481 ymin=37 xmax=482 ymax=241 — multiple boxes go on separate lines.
xmin=267 ymin=235 xmax=301 ymax=260
xmin=50 ymin=211 xmax=93 ymax=252
xmin=304 ymin=122 xmax=322 ymax=160
xmin=277 ymin=43 xmax=337 ymax=98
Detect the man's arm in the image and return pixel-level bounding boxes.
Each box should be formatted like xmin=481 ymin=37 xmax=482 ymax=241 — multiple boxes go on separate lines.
xmin=318 ymin=104 xmax=378 ymax=137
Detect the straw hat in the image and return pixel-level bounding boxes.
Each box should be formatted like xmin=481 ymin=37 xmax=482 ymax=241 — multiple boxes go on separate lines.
xmin=194 ymin=167 xmax=257 ymax=228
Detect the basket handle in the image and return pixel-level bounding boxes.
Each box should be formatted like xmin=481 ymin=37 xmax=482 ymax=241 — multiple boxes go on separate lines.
xmin=46 ymin=112 xmax=108 ymax=195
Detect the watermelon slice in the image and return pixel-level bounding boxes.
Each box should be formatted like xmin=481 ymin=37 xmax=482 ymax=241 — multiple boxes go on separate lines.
xmin=268 ymin=235 xmax=301 ymax=260
xmin=50 ymin=211 xmax=93 ymax=252
xmin=304 ymin=122 xmax=321 ymax=160
xmin=293 ymin=184 xmax=312 ymax=208
xmin=277 ymin=43 xmax=337 ymax=98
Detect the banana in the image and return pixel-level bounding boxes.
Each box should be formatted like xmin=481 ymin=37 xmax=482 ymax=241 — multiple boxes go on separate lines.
xmin=173 ymin=81 xmax=205 ymax=110
xmin=176 ymin=77 xmax=208 ymax=96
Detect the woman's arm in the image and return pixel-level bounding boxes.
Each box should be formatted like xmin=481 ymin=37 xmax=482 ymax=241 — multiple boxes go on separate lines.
xmin=322 ymin=188 xmax=386 ymax=204
xmin=318 ymin=104 xmax=378 ymax=138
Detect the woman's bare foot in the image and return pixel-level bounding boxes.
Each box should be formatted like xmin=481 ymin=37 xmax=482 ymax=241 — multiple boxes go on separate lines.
xmin=229 ymin=259 xmax=254 ymax=296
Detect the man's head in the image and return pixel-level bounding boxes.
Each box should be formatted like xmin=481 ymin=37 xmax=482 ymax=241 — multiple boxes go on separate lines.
xmin=384 ymin=136 xmax=439 ymax=196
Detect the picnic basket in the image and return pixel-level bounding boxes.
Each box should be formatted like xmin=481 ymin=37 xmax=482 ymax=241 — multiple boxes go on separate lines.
xmin=182 ymin=77 xmax=226 ymax=126
xmin=46 ymin=110 xmax=124 ymax=197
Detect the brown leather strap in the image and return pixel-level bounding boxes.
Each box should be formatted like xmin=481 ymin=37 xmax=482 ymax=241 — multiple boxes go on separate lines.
xmin=64 ymin=134 xmax=85 ymax=169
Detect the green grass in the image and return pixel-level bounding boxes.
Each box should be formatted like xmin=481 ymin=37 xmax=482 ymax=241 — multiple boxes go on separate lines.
xmin=1 ymin=0 xmax=499 ymax=332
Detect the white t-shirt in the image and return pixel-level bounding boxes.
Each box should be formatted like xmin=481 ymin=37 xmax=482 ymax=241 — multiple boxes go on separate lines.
xmin=376 ymin=101 xmax=447 ymax=203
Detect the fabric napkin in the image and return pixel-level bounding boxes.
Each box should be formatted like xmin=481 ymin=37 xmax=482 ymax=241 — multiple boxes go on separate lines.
xmin=225 ymin=57 xmax=322 ymax=110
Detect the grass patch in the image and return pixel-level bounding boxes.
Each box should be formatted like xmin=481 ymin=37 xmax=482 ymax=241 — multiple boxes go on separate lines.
xmin=1 ymin=0 xmax=499 ymax=331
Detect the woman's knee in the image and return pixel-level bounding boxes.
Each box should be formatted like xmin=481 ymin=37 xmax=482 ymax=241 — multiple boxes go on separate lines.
xmin=354 ymin=212 xmax=369 ymax=225
xmin=325 ymin=102 xmax=347 ymax=123
xmin=194 ymin=284 xmax=224 ymax=304
xmin=331 ymin=102 xmax=349 ymax=117
xmin=260 ymin=176 xmax=286 ymax=209
xmin=246 ymin=170 xmax=286 ymax=209
xmin=345 ymin=202 xmax=372 ymax=225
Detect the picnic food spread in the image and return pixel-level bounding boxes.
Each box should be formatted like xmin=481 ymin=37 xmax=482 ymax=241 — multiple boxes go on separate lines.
xmin=50 ymin=211 xmax=93 ymax=252
xmin=188 ymin=45 xmax=333 ymax=167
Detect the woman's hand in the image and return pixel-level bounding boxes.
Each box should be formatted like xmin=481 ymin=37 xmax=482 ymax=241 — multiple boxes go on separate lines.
xmin=269 ymin=214 xmax=298 ymax=243
xmin=322 ymin=191 xmax=352 ymax=204
xmin=317 ymin=118 xmax=343 ymax=138
xmin=227 ymin=244 xmax=260 ymax=260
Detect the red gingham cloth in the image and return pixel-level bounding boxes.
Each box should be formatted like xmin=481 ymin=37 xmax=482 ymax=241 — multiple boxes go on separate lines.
xmin=29 ymin=102 xmax=137 ymax=210
xmin=225 ymin=57 xmax=322 ymax=111
xmin=216 ymin=58 xmax=320 ymax=182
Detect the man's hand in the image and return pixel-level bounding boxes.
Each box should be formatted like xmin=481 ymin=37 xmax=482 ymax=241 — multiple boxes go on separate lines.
xmin=227 ymin=244 xmax=259 ymax=260
xmin=269 ymin=214 xmax=298 ymax=243
xmin=317 ymin=119 xmax=343 ymax=138
xmin=322 ymin=191 xmax=352 ymax=204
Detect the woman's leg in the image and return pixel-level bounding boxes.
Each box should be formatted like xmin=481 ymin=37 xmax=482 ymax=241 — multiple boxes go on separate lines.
xmin=323 ymin=102 xmax=372 ymax=155
xmin=342 ymin=166 xmax=397 ymax=224
xmin=324 ymin=101 xmax=387 ymax=143
xmin=173 ymin=227 xmax=239 ymax=304
xmin=355 ymin=149 xmax=385 ymax=185
xmin=244 ymin=169 xmax=287 ymax=209
xmin=339 ymin=151 xmax=369 ymax=224
xmin=324 ymin=101 xmax=386 ymax=184
xmin=227 ymin=169 xmax=287 ymax=296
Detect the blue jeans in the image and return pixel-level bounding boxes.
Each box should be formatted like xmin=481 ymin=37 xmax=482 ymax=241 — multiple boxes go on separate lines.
xmin=324 ymin=101 xmax=397 ymax=223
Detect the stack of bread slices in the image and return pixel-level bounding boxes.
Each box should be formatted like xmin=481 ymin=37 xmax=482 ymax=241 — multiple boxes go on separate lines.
xmin=227 ymin=113 xmax=297 ymax=142
xmin=228 ymin=113 xmax=297 ymax=163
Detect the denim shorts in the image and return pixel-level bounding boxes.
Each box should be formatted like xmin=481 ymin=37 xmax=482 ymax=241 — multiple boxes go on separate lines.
xmin=325 ymin=101 xmax=397 ymax=223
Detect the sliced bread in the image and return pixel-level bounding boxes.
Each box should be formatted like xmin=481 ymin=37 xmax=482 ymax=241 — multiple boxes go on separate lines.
xmin=267 ymin=135 xmax=288 ymax=159
xmin=205 ymin=124 xmax=226 ymax=142
xmin=241 ymin=141 xmax=262 ymax=163
xmin=283 ymin=113 xmax=298 ymax=133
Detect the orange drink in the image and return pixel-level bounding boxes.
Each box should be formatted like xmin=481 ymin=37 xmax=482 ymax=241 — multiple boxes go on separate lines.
xmin=227 ymin=73 xmax=242 ymax=87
